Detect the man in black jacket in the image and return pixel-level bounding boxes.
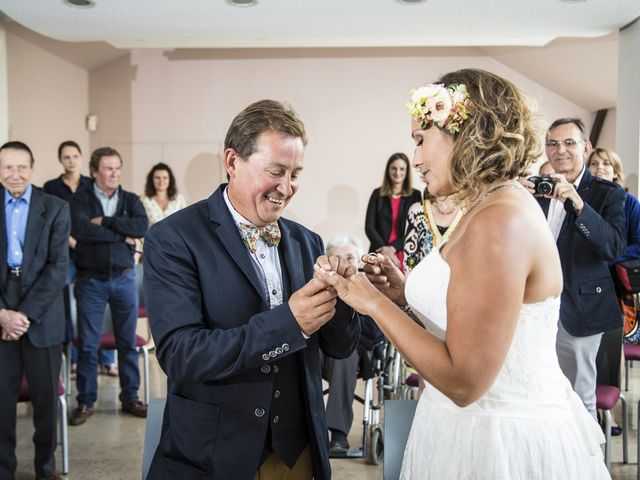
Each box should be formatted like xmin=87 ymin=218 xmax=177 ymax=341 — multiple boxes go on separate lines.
xmin=68 ymin=147 xmax=148 ymax=426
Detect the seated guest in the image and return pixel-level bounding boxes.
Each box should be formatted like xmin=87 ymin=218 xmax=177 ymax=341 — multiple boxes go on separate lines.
xmin=538 ymin=160 xmax=555 ymax=176
xmin=323 ymin=235 xmax=384 ymax=454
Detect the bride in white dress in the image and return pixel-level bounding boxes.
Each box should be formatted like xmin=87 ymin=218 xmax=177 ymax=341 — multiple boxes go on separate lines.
xmin=315 ymin=68 xmax=609 ymax=479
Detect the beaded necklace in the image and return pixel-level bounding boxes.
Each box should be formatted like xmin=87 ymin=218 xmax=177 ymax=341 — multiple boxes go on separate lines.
xmin=423 ymin=199 xmax=464 ymax=247
xmin=464 ymin=182 xmax=523 ymax=217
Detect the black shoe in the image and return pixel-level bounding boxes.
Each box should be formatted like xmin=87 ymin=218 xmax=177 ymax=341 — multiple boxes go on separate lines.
xmin=611 ymin=425 xmax=622 ymax=436
xmin=329 ymin=439 xmax=350 ymax=454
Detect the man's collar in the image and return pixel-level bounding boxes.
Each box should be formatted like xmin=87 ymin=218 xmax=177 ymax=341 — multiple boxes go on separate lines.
xmin=572 ymin=166 xmax=586 ymax=187
xmin=4 ymin=184 xmax=32 ymax=205
xmin=93 ymin=181 xmax=119 ymax=199
xmin=223 ymin=186 xmax=254 ymax=227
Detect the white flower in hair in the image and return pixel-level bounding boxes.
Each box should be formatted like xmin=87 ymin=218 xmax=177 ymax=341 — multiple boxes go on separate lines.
xmin=408 ymin=83 xmax=472 ymax=134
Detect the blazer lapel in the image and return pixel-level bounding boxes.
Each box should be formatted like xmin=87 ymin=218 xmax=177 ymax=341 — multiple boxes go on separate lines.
xmin=21 ymin=188 xmax=45 ymax=279
xmin=278 ymin=222 xmax=305 ymax=296
xmin=208 ymin=187 xmax=268 ymax=304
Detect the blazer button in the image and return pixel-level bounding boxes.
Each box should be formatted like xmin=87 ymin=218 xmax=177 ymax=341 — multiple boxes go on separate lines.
xmin=282 ymin=343 xmax=290 ymax=352
xmin=273 ymin=415 xmax=280 ymax=424
xmin=255 ymin=408 xmax=265 ymax=417
xmin=275 ymin=347 xmax=283 ymax=355
xmin=269 ymin=351 xmax=277 ymax=358
xmin=261 ymin=364 xmax=271 ymax=374
xmin=274 ymin=390 xmax=280 ymax=398
xmin=262 ymin=354 xmax=270 ymax=361
xmin=273 ymin=365 xmax=280 ymax=373
xmin=596 ymin=286 xmax=602 ymax=293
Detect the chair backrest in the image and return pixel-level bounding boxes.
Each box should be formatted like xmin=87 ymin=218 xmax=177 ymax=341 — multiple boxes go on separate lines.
xmin=383 ymin=399 xmax=417 ymax=480
xmin=596 ymin=326 xmax=624 ymax=387
xmin=18 ymin=376 xmax=65 ymax=402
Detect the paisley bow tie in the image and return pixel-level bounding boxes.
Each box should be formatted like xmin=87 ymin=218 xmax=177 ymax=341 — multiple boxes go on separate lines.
xmin=239 ymin=222 xmax=281 ymax=253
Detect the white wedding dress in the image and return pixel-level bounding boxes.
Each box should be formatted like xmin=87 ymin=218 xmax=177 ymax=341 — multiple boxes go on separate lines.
xmin=400 ymin=247 xmax=610 ymax=479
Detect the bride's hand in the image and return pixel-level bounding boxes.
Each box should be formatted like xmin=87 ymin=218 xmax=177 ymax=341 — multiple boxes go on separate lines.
xmin=313 ymin=266 xmax=383 ymax=317
xmin=362 ymin=253 xmax=406 ymax=305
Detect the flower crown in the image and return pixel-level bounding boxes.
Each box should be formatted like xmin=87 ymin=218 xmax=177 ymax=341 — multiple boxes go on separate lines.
xmin=408 ymin=83 xmax=472 ymax=134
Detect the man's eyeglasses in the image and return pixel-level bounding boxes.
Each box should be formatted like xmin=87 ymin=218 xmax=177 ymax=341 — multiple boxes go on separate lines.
xmin=545 ymin=139 xmax=582 ymax=149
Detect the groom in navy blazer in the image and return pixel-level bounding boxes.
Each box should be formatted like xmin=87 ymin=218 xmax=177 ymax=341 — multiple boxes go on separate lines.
xmin=527 ymin=118 xmax=625 ymax=418
xmin=144 ymin=100 xmax=360 ymax=479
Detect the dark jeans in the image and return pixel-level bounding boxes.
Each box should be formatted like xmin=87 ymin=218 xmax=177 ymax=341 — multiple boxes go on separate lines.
xmin=75 ymin=269 xmax=140 ymax=408
xmin=64 ymin=261 xmax=115 ymax=366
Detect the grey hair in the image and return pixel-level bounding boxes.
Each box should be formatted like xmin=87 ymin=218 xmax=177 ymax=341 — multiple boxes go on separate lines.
xmin=325 ymin=235 xmax=364 ymax=258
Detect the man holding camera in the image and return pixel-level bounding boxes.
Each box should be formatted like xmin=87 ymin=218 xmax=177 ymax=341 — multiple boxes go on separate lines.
xmin=68 ymin=147 xmax=148 ymax=425
xmin=522 ymin=117 xmax=626 ymax=418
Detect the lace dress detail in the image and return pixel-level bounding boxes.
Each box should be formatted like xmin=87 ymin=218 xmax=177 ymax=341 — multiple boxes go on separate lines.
xmin=400 ymin=248 xmax=609 ymax=479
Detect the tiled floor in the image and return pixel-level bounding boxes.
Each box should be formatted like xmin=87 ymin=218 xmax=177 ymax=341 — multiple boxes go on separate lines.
xmin=13 ymin=351 xmax=639 ymax=479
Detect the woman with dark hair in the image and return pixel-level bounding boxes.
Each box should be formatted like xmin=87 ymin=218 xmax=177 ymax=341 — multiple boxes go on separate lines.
xmin=141 ymin=163 xmax=187 ymax=225
xmin=317 ymin=69 xmax=608 ymax=478
xmin=365 ymin=153 xmax=421 ymax=271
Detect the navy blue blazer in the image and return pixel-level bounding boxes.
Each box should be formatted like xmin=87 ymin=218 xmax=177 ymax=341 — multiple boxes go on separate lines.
xmin=144 ymin=184 xmax=360 ymax=479
xmin=537 ymin=170 xmax=626 ymax=336
xmin=0 ymin=187 xmax=69 ymax=347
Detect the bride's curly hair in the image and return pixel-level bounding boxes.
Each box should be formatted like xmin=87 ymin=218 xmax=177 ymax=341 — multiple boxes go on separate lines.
xmin=435 ymin=69 xmax=542 ymax=199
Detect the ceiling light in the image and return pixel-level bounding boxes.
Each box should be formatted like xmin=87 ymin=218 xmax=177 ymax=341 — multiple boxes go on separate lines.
xmin=227 ymin=0 xmax=257 ymax=6
xmin=65 ymin=0 xmax=96 ymax=7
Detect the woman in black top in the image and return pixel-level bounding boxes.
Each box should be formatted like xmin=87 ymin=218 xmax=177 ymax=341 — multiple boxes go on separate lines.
xmin=365 ymin=152 xmax=421 ymax=271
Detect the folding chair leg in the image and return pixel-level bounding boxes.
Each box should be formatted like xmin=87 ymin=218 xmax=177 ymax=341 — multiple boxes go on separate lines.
xmin=58 ymin=394 xmax=69 ymax=474
xmin=625 ymin=360 xmax=629 ymax=391
xmin=622 ymin=394 xmax=628 ymax=464
xmin=141 ymin=346 xmax=150 ymax=405
xmin=603 ymin=409 xmax=611 ymax=471
xmin=64 ymin=345 xmax=72 ymax=397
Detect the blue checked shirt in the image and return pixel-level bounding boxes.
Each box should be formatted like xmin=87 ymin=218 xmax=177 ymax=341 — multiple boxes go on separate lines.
xmin=4 ymin=184 xmax=32 ymax=268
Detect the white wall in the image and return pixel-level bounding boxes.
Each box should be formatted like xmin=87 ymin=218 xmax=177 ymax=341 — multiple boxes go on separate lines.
xmin=92 ymin=48 xmax=589 ymax=246
xmin=4 ymin=30 xmax=597 ymax=246
xmin=6 ymin=30 xmax=89 ymax=186
xmin=617 ymin=18 xmax=640 ymax=195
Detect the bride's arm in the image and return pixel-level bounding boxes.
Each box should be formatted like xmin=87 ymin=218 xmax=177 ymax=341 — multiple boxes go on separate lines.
xmin=318 ymin=203 xmax=537 ymax=407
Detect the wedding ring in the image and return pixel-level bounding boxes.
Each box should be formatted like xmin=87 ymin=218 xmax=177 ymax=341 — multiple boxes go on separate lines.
xmin=367 ymin=253 xmax=378 ymax=264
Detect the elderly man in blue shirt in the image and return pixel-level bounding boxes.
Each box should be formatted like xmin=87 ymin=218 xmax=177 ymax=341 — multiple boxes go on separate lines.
xmin=0 ymin=141 xmax=70 ymax=480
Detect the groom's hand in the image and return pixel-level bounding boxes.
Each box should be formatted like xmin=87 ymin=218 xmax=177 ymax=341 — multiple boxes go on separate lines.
xmin=289 ymin=277 xmax=338 ymax=336
xmin=314 ymin=255 xmax=357 ymax=279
